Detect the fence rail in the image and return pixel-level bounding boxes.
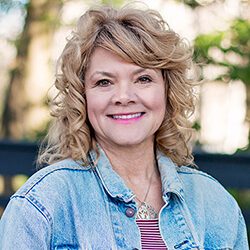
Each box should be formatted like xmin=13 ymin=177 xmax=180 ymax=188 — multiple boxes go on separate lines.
xmin=0 ymin=140 xmax=249 ymax=228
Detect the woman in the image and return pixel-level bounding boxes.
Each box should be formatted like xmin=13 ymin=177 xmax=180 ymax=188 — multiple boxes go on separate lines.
xmin=0 ymin=5 xmax=248 ymax=250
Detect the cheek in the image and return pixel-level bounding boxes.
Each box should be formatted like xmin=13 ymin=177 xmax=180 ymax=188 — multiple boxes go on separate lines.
xmin=156 ymin=98 xmax=166 ymax=123
xmin=85 ymin=93 xmax=99 ymax=125
xmin=149 ymin=88 xmax=166 ymax=113
xmin=85 ymin=91 xmax=108 ymax=126
xmin=152 ymin=89 xmax=166 ymax=125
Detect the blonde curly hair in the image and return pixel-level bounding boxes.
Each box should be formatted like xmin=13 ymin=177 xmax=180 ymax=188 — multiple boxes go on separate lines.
xmin=38 ymin=5 xmax=196 ymax=167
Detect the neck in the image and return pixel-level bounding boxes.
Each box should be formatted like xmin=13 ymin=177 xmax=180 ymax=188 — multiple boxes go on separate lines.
xmin=97 ymin=138 xmax=157 ymax=182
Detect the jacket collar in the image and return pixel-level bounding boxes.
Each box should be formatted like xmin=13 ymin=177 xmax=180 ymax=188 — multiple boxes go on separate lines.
xmin=157 ymin=151 xmax=184 ymax=201
xmin=88 ymin=147 xmax=184 ymax=203
xmin=89 ymin=147 xmax=135 ymax=203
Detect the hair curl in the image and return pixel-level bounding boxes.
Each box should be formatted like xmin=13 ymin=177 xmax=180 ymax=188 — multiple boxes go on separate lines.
xmin=38 ymin=5 xmax=196 ymax=167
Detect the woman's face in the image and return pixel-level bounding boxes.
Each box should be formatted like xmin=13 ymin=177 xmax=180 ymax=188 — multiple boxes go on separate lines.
xmin=85 ymin=47 xmax=166 ymax=148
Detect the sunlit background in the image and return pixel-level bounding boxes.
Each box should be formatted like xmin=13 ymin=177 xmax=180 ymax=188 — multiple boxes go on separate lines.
xmin=1 ymin=0 xmax=250 ymax=154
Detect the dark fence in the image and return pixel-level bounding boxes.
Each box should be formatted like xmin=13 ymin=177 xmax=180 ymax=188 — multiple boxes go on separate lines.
xmin=0 ymin=140 xmax=249 ymax=227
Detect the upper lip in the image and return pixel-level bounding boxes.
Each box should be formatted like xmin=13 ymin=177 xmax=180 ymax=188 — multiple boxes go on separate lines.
xmin=107 ymin=112 xmax=145 ymax=116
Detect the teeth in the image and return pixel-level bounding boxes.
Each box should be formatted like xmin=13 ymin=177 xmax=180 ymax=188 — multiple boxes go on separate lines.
xmin=112 ymin=113 xmax=142 ymax=119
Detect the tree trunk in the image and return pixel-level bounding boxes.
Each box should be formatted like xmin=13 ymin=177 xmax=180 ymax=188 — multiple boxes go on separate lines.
xmin=1 ymin=0 xmax=62 ymax=140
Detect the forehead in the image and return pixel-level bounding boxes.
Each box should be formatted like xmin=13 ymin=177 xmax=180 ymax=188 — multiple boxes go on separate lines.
xmin=89 ymin=47 xmax=132 ymax=66
xmin=85 ymin=47 xmax=162 ymax=79
xmin=85 ymin=47 xmax=140 ymax=76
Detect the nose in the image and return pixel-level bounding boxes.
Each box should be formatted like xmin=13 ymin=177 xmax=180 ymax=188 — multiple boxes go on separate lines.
xmin=112 ymin=83 xmax=136 ymax=105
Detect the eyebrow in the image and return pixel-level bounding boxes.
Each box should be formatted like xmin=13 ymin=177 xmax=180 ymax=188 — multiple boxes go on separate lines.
xmin=89 ymin=68 xmax=155 ymax=80
xmin=89 ymin=71 xmax=116 ymax=80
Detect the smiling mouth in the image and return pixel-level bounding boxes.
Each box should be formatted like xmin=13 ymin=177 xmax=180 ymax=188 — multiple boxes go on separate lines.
xmin=108 ymin=112 xmax=145 ymax=120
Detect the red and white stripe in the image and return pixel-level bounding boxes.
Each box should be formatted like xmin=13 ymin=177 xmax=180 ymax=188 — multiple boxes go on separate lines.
xmin=136 ymin=219 xmax=167 ymax=250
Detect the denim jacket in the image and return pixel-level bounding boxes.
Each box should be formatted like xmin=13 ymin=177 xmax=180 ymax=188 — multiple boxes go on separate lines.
xmin=0 ymin=148 xmax=249 ymax=250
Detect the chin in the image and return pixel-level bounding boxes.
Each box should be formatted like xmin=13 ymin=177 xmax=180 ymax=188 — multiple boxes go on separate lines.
xmin=112 ymin=138 xmax=148 ymax=148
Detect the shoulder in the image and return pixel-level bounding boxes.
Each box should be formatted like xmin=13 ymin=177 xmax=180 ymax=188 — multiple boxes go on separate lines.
xmin=177 ymin=165 xmax=240 ymax=215
xmin=177 ymin=165 xmax=221 ymax=185
xmin=13 ymin=158 xmax=92 ymax=199
xmin=178 ymin=165 xmax=224 ymax=187
xmin=177 ymin=166 xmax=232 ymax=197
xmin=6 ymin=159 xmax=94 ymax=222
xmin=176 ymin=166 xmax=249 ymax=247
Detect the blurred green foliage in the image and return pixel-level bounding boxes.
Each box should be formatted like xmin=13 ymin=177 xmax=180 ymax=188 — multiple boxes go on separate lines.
xmin=194 ymin=18 xmax=250 ymax=85
xmin=229 ymin=189 xmax=250 ymax=210
xmin=100 ymin=0 xmax=124 ymax=7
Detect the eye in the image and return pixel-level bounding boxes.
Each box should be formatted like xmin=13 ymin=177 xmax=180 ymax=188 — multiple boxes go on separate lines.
xmin=137 ymin=75 xmax=152 ymax=84
xmin=95 ymin=79 xmax=111 ymax=87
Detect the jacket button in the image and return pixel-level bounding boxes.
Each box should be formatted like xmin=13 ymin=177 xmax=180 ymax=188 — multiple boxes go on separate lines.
xmin=125 ymin=207 xmax=135 ymax=218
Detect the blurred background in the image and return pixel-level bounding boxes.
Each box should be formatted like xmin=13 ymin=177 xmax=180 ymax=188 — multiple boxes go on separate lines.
xmin=1 ymin=0 xmax=250 ymax=152
xmin=0 ymin=0 xmax=249 ymax=239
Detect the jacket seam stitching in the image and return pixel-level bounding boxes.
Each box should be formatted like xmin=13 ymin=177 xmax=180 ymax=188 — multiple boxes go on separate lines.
xmin=10 ymin=195 xmax=52 ymax=224
xmin=177 ymin=168 xmax=219 ymax=183
xmin=15 ymin=166 xmax=91 ymax=197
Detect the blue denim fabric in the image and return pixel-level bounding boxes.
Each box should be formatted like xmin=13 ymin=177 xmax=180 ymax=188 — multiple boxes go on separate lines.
xmin=0 ymin=148 xmax=249 ymax=249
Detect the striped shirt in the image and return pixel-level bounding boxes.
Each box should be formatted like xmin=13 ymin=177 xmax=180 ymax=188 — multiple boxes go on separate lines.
xmin=136 ymin=219 xmax=167 ymax=249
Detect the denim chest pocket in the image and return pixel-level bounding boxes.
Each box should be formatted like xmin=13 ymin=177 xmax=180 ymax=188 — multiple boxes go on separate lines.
xmin=53 ymin=244 xmax=116 ymax=250
xmin=202 ymin=248 xmax=232 ymax=250
xmin=54 ymin=244 xmax=79 ymax=250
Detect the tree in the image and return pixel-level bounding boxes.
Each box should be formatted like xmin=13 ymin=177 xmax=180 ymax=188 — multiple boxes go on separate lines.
xmin=194 ymin=18 xmax=250 ymax=133
xmin=1 ymin=0 xmax=62 ymax=139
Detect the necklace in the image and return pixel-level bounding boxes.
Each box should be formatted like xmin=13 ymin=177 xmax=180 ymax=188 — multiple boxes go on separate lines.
xmin=135 ymin=170 xmax=158 ymax=220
